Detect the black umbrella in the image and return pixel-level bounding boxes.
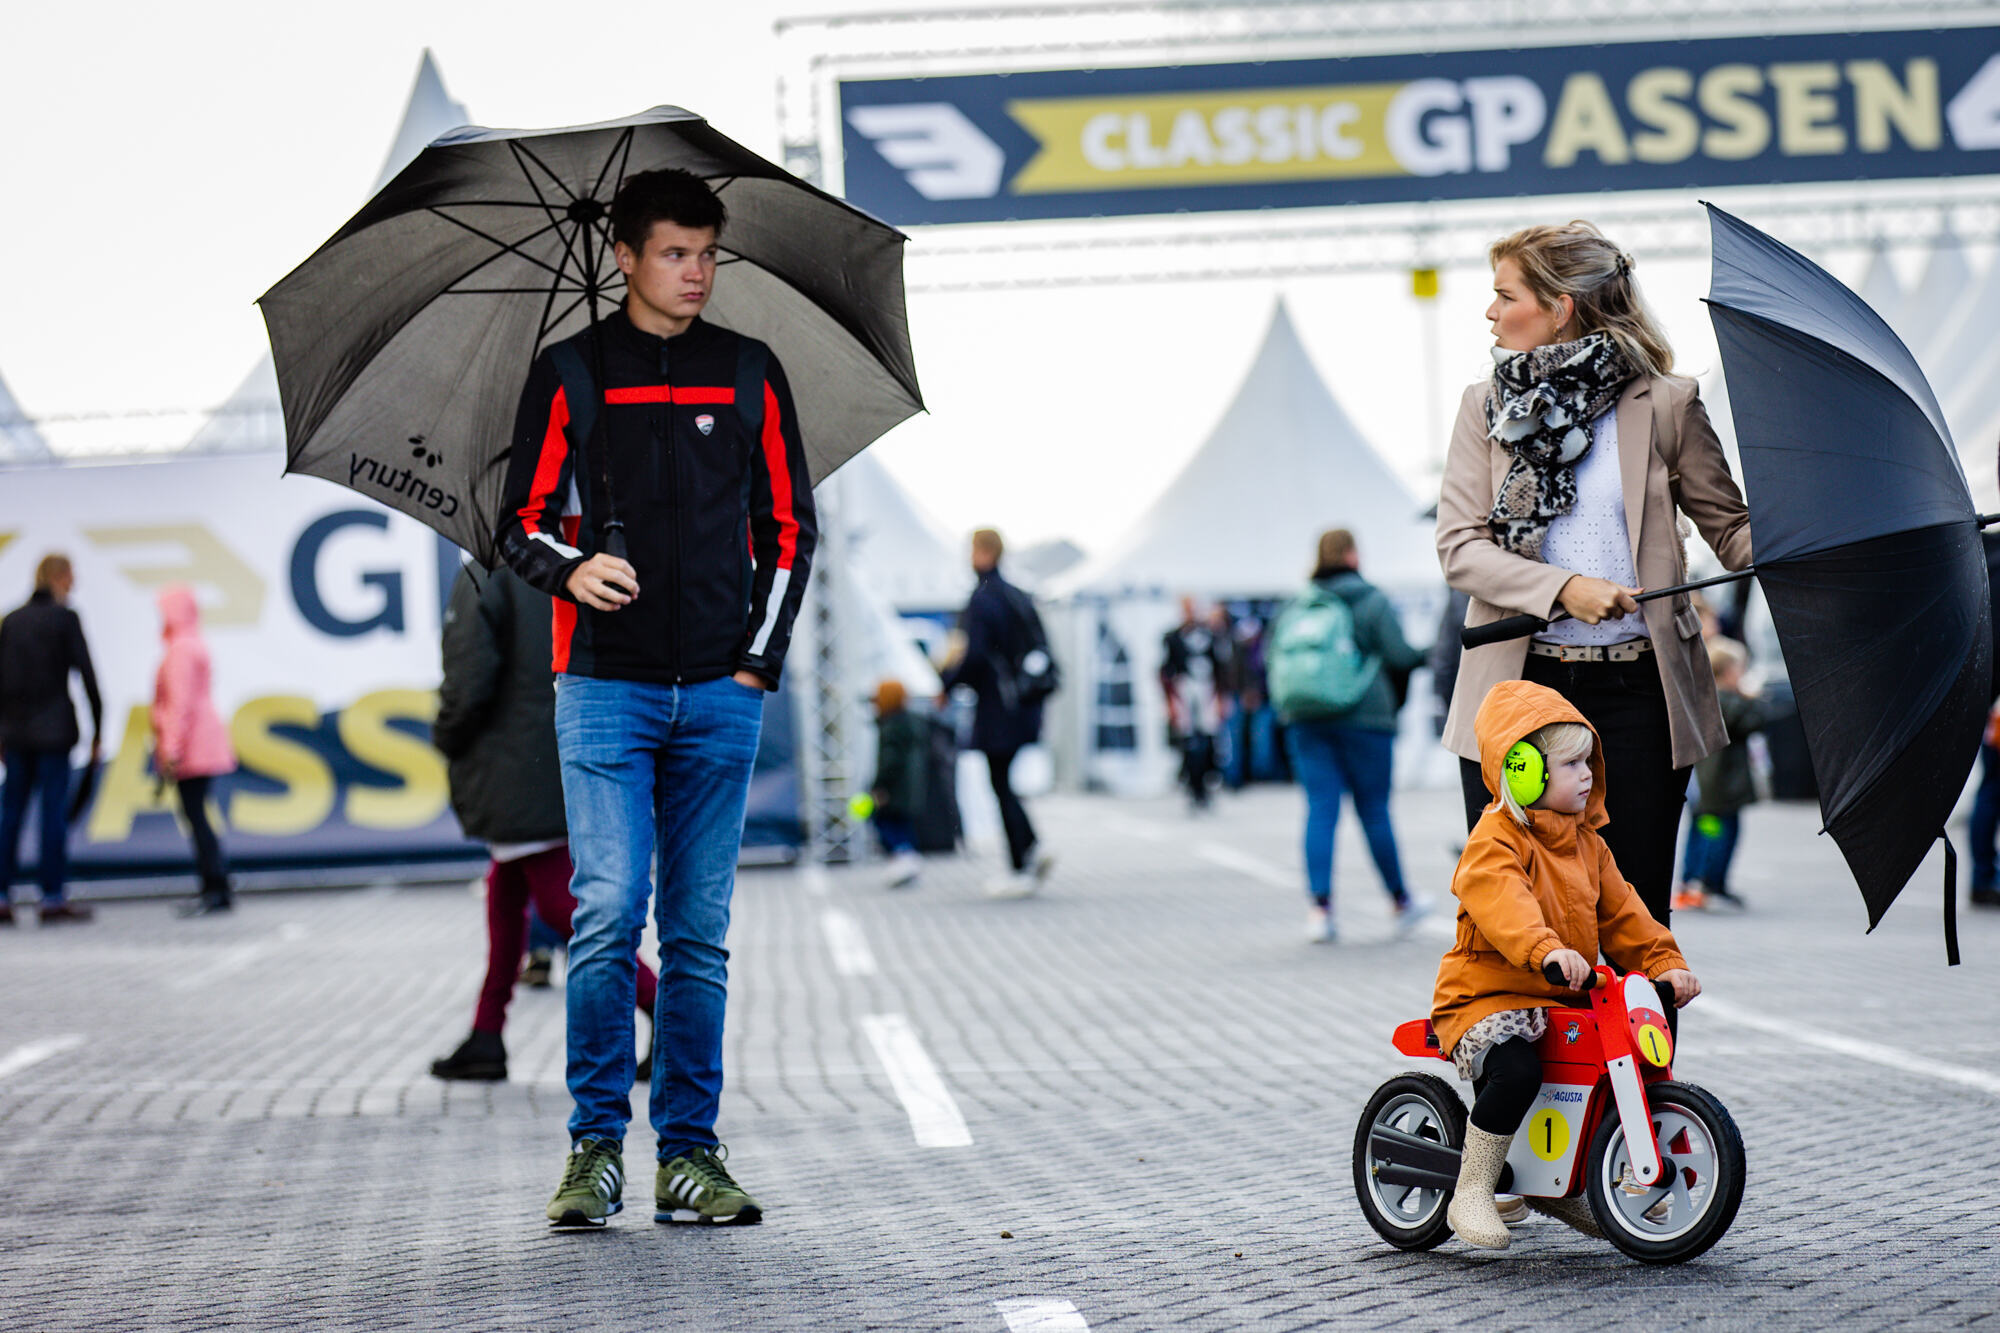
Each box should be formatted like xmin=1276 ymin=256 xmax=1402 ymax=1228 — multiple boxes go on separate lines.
xmin=1705 ymin=202 xmax=1987 ymax=962
xmin=258 ymin=106 xmax=922 ymax=567
xmin=1466 ymin=206 xmax=1988 ymax=962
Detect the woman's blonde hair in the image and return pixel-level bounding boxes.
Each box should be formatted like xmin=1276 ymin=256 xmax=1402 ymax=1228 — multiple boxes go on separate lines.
xmin=1490 ymin=221 xmax=1675 ymax=377
xmin=1498 ymin=720 xmax=1595 ymax=826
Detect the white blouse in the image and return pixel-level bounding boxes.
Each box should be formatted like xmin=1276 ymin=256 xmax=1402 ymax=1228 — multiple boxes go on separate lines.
xmin=1534 ymin=408 xmax=1646 ymax=646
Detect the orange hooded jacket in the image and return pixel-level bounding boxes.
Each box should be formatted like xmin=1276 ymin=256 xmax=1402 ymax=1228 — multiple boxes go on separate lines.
xmin=1430 ymin=680 xmax=1688 ymax=1057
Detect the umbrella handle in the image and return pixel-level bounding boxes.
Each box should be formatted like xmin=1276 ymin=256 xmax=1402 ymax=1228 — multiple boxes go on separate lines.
xmin=1461 ymin=614 xmax=1549 ymax=649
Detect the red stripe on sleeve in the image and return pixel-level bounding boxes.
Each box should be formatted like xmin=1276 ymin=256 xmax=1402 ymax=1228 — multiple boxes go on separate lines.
xmin=551 ymin=514 xmax=582 ymax=673
xmin=518 ymin=385 xmax=570 ymax=534
xmin=761 ymin=381 xmax=798 ymax=572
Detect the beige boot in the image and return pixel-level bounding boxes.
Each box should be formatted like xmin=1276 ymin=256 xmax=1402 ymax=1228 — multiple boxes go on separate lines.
xmin=1525 ymin=1196 xmax=1602 ymax=1238
xmin=1446 ymin=1127 xmax=1513 ymax=1249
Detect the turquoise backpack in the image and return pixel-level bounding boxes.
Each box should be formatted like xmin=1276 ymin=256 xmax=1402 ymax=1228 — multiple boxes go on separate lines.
xmin=1267 ymin=584 xmax=1380 ymax=722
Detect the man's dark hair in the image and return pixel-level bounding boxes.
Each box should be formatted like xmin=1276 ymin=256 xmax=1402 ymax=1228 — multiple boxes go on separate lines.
xmin=610 ymin=169 xmax=726 ymax=253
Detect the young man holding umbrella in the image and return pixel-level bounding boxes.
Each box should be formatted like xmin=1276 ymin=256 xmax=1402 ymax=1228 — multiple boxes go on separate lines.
xmin=496 ymin=169 xmax=816 ymax=1228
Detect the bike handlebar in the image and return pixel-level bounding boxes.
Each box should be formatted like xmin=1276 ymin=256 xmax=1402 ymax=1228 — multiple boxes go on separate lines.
xmin=1543 ymin=959 xmax=1601 ymax=990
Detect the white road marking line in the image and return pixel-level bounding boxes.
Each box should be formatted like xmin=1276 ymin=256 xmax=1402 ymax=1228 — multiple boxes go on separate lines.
xmin=0 ymin=1034 xmax=84 ymax=1082
xmin=1193 ymin=841 xmax=1295 ymax=890
xmin=996 ymin=1298 xmax=1091 ymax=1331
xmin=861 ymin=1013 xmax=972 ymax=1148
xmin=799 ymin=863 xmax=830 ymax=897
xmin=821 ymin=909 xmax=878 ymax=977
xmin=1701 ymin=997 xmax=2000 ymax=1097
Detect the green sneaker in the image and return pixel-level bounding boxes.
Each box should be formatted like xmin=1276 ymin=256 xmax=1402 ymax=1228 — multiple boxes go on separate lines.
xmin=655 ymin=1144 xmax=762 ymax=1225
xmin=546 ymin=1138 xmax=625 ymax=1228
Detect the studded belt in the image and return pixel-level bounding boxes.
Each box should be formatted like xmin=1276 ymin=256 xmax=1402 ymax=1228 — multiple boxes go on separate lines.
xmin=1526 ymin=639 xmax=1654 ymax=663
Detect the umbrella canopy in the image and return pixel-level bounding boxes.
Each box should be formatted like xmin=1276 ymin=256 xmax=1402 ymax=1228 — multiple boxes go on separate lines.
xmin=259 ymin=107 xmax=922 ymax=566
xmin=1705 ymin=203 xmax=1990 ymax=951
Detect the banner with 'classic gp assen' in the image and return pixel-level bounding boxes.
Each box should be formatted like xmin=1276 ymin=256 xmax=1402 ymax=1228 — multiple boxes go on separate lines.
xmin=839 ymin=27 xmax=2000 ymax=224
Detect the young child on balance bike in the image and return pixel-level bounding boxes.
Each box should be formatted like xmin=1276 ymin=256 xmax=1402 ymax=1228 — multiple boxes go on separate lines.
xmin=1434 ymin=680 xmax=1701 ymax=1249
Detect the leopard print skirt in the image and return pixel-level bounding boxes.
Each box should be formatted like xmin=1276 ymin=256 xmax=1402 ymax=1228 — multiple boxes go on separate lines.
xmin=1451 ymin=1007 xmax=1548 ymax=1082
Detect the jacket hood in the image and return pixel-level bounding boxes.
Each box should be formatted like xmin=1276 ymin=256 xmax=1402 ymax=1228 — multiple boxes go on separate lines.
xmin=158 ymin=585 xmax=201 ymax=638
xmin=1472 ymin=679 xmax=1608 ymax=832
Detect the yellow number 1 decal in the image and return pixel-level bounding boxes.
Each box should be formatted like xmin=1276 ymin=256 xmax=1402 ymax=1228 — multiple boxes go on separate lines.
xmin=1636 ymin=1024 xmax=1672 ymax=1067
xmin=1527 ymin=1108 xmax=1570 ymax=1161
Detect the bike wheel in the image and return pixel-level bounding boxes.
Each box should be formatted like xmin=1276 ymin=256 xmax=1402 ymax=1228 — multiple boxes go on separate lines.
xmin=1352 ymin=1072 xmax=1466 ymax=1250
xmin=1584 ymin=1080 xmax=1745 ymax=1264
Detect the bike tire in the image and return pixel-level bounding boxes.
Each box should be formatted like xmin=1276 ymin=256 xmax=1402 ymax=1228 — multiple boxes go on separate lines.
xmin=1584 ymin=1079 xmax=1745 ymax=1264
xmin=1352 ymin=1072 xmax=1467 ymax=1250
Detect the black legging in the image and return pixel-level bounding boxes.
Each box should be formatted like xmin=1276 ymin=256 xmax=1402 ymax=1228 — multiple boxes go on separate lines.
xmin=176 ymin=777 xmax=229 ymax=895
xmin=1468 ymin=985 xmax=1683 ymax=1135
xmin=1459 ymin=653 xmax=1689 ymax=926
xmin=984 ymin=747 xmax=1036 ymax=872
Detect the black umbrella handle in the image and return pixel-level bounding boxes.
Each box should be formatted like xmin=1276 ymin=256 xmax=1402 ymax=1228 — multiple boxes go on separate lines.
xmin=1458 ymin=568 xmax=1760 ymax=649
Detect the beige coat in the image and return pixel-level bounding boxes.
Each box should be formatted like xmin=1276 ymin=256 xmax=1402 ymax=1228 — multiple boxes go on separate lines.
xmin=1437 ymin=373 xmax=1753 ymax=770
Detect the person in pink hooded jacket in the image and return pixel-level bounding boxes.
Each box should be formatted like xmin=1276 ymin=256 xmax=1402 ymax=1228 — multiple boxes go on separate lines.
xmin=152 ymin=586 xmax=236 ymax=916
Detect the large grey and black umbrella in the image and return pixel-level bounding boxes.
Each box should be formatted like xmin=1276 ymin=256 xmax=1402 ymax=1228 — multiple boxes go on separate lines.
xmin=1705 ymin=202 xmax=1987 ymax=962
xmin=1464 ymin=206 xmax=1988 ymax=961
xmin=258 ymin=106 xmax=922 ymax=567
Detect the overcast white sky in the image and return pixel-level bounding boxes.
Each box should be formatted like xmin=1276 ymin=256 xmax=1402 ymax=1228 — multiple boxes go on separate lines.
xmin=0 ymin=2 xmax=1922 ymax=551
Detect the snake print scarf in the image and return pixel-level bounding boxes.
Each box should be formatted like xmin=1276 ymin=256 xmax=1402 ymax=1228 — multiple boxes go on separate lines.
xmin=1484 ymin=333 xmax=1637 ymax=560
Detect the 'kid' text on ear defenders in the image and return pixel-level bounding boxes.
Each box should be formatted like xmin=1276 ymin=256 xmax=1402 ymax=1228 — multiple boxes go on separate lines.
xmin=1503 ymin=739 xmax=1548 ymax=807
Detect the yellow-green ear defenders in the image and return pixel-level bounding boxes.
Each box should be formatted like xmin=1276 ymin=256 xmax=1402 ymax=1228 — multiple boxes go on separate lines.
xmin=1503 ymin=739 xmax=1548 ymax=807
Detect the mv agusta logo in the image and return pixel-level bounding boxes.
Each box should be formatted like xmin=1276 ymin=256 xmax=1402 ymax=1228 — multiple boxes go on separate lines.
xmin=1564 ymin=1021 xmax=1581 ymax=1045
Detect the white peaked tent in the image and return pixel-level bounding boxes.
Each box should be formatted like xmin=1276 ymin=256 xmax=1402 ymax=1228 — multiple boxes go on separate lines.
xmin=1055 ymin=301 xmax=1436 ymax=599
xmin=0 ymin=368 xmax=53 ymax=463
xmin=186 ymin=52 xmax=470 ymax=455
xmin=830 ymin=452 xmax=972 ymax=613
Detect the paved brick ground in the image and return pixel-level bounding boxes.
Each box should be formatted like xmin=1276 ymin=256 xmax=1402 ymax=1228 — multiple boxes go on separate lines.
xmin=3 ymin=786 xmax=1997 ymax=1330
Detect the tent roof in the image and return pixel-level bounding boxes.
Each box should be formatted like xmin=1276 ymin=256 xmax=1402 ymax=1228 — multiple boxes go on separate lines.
xmin=835 ymin=451 xmax=972 ymax=612
xmin=186 ymin=51 xmax=469 ymax=457
xmin=0 ymin=367 xmax=53 ymax=463
xmin=1054 ymin=300 xmax=1434 ymax=598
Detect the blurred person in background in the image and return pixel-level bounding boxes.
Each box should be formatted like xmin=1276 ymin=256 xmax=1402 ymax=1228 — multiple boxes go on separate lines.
xmin=941 ymin=528 xmax=1057 ymax=898
xmin=866 ymin=679 xmax=928 ymax=888
xmin=0 ymin=553 xmax=102 ymax=924
xmin=1437 ymin=221 xmax=1751 ymax=927
xmin=1161 ymin=596 xmax=1233 ymax=810
xmin=151 ymin=587 xmax=237 ymax=918
xmin=427 ymin=564 xmax=658 ymax=1083
xmin=1674 ymin=638 xmax=1771 ymax=913
xmin=1268 ymin=529 xmax=1428 ymax=943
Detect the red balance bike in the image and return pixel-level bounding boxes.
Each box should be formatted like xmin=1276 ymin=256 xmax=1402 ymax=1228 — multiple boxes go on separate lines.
xmin=1353 ymin=964 xmax=1745 ymax=1264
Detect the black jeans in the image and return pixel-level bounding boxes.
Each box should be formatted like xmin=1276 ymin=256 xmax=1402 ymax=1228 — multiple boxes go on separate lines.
xmin=1459 ymin=653 xmax=1689 ymax=927
xmin=176 ymin=777 xmax=230 ymax=896
xmin=984 ymin=747 xmax=1037 ymax=871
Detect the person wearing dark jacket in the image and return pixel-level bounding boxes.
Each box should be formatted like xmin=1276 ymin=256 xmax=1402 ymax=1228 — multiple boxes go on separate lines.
xmin=1161 ymin=598 xmax=1234 ymax=810
xmin=0 ymin=554 xmax=102 ymax=924
xmin=427 ymin=565 xmax=658 ymax=1082
xmin=868 ymin=679 xmax=929 ymax=888
xmin=1277 ymin=531 xmax=1430 ymax=943
xmin=941 ymin=529 xmax=1053 ymax=897
xmin=496 ymin=170 xmax=815 ymax=1229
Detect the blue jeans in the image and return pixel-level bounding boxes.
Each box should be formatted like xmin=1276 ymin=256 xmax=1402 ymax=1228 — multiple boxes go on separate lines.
xmin=1685 ymin=811 xmax=1742 ymax=892
xmin=873 ymin=814 xmax=916 ymax=855
xmin=554 ymin=674 xmax=764 ymax=1157
xmin=1971 ymin=742 xmax=2000 ymax=890
xmin=1284 ymin=721 xmax=1408 ymax=907
xmin=0 ymin=749 xmax=72 ymax=904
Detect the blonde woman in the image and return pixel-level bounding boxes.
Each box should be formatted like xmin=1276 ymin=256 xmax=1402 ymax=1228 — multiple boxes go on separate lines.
xmin=1437 ymin=221 xmax=1751 ymax=926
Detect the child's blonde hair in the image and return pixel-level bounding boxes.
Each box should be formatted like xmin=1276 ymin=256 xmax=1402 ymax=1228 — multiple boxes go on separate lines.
xmin=1499 ymin=720 xmax=1595 ymax=825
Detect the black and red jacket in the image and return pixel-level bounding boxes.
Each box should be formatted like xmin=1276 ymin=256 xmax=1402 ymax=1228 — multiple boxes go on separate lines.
xmin=496 ymin=311 xmax=816 ymax=686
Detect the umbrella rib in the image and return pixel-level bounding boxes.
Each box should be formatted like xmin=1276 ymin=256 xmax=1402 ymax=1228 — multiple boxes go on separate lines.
xmin=587 ymin=127 xmax=635 ymax=209
xmin=508 ymin=140 xmax=579 ymax=205
xmin=424 ymin=208 xmax=573 ymax=284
